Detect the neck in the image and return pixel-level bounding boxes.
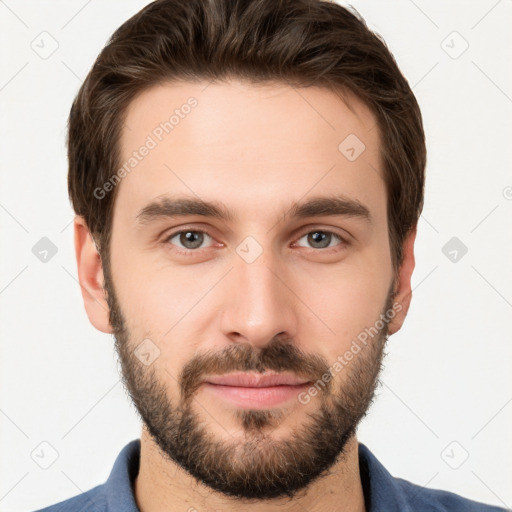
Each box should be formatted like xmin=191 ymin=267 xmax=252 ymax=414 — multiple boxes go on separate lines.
xmin=134 ymin=427 xmax=366 ymax=512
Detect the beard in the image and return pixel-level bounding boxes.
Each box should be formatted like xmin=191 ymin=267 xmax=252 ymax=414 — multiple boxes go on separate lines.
xmin=104 ymin=267 xmax=395 ymax=501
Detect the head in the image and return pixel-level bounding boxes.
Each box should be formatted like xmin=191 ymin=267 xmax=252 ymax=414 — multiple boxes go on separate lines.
xmin=72 ymin=0 xmax=425 ymax=502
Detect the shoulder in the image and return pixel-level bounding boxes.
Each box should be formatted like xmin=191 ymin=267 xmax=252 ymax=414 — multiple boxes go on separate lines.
xmin=395 ymin=477 xmax=507 ymax=512
xmin=30 ymin=483 xmax=107 ymax=512
xmin=30 ymin=440 xmax=141 ymax=512
xmin=358 ymin=442 xmax=507 ymax=512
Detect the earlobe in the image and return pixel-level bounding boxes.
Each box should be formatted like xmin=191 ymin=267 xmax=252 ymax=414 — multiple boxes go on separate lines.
xmin=387 ymin=226 xmax=417 ymax=336
xmin=74 ymin=216 xmax=113 ymax=334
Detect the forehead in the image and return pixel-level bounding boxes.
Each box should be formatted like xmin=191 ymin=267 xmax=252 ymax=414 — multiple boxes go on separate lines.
xmin=121 ymin=79 xmax=379 ymax=153
xmin=115 ymin=79 xmax=384 ymax=226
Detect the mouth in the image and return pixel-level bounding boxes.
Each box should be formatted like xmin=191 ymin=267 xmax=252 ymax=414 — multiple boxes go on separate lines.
xmin=202 ymin=372 xmax=312 ymax=409
xmin=203 ymin=371 xmax=311 ymax=387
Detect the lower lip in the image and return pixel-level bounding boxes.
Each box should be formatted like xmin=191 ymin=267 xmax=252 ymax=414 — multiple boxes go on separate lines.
xmin=202 ymin=382 xmax=311 ymax=409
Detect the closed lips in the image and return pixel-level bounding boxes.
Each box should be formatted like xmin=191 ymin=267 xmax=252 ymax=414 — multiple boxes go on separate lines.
xmin=204 ymin=372 xmax=311 ymax=387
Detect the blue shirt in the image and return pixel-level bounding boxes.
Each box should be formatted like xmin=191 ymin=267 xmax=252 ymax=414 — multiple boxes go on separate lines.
xmin=33 ymin=439 xmax=507 ymax=511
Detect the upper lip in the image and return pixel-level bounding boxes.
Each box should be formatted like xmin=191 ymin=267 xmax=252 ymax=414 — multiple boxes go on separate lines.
xmin=203 ymin=372 xmax=311 ymax=387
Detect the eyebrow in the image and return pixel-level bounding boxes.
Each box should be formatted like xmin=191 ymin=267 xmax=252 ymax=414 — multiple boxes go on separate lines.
xmin=136 ymin=194 xmax=372 ymax=226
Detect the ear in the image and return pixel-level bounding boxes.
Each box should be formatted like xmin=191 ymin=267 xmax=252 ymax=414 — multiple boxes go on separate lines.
xmin=387 ymin=226 xmax=417 ymax=335
xmin=74 ymin=216 xmax=113 ymax=334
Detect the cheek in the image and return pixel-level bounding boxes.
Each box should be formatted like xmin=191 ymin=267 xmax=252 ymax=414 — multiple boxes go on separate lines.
xmin=295 ymin=255 xmax=392 ymax=351
xmin=110 ymin=235 xmax=184 ymax=328
xmin=110 ymin=258 xmax=206 ymax=382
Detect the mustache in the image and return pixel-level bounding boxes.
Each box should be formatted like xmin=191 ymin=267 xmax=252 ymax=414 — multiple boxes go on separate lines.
xmin=178 ymin=337 xmax=332 ymax=401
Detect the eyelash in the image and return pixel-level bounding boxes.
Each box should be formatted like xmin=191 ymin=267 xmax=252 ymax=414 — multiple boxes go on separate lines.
xmin=163 ymin=227 xmax=349 ymax=255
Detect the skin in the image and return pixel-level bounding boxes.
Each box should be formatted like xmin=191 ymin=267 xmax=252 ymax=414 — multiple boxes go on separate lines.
xmin=74 ymin=79 xmax=416 ymax=512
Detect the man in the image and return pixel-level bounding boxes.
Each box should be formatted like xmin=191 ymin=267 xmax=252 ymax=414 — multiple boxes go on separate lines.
xmin=34 ymin=0 xmax=506 ymax=510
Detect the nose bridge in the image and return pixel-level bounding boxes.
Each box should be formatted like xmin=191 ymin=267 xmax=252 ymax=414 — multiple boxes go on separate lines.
xmin=221 ymin=242 xmax=296 ymax=347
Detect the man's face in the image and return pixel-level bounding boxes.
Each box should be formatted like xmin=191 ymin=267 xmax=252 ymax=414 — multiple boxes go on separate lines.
xmin=103 ymin=79 xmax=399 ymax=499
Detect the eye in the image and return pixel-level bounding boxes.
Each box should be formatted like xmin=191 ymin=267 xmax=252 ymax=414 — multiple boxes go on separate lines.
xmin=165 ymin=229 xmax=214 ymax=252
xmin=295 ymin=230 xmax=347 ymax=251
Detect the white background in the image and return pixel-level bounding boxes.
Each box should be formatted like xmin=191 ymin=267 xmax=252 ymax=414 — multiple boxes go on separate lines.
xmin=1 ymin=0 xmax=511 ymax=510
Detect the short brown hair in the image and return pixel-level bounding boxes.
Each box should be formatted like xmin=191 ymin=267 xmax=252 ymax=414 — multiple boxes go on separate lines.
xmin=68 ymin=0 xmax=426 ymax=275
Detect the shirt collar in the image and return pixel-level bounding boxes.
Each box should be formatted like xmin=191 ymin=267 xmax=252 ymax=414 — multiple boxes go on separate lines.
xmin=104 ymin=439 xmax=411 ymax=512
xmin=358 ymin=442 xmax=414 ymax=512
xmin=105 ymin=439 xmax=140 ymax=512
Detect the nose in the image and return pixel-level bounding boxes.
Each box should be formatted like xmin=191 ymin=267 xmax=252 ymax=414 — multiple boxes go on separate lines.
xmin=220 ymin=247 xmax=298 ymax=349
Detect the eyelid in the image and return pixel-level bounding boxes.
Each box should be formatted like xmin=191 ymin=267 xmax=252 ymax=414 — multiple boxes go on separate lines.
xmin=295 ymin=224 xmax=350 ymax=241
